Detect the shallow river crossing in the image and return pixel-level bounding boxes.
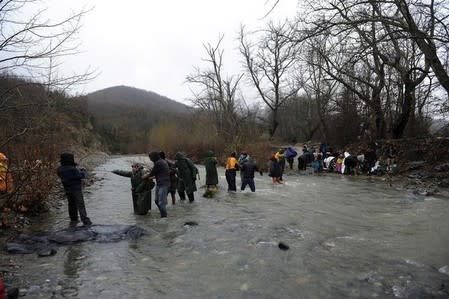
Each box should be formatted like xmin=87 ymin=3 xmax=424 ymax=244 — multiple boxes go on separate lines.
xmin=4 ymin=155 xmax=449 ymax=298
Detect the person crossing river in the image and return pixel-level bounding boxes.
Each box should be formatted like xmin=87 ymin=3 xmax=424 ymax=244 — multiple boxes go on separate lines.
xmin=174 ymin=152 xmax=199 ymax=203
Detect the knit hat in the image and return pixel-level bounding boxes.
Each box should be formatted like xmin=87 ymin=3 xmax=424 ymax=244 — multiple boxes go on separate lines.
xmin=60 ymin=153 xmax=76 ymax=166
xmin=148 ymin=151 xmax=160 ymax=162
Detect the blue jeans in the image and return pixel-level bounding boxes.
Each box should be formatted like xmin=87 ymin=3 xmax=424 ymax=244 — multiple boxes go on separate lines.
xmin=155 ymin=185 xmax=168 ymax=217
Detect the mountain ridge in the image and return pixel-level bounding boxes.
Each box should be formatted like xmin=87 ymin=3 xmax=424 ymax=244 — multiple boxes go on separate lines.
xmin=87 ymin=85 xmax=191 ymax=114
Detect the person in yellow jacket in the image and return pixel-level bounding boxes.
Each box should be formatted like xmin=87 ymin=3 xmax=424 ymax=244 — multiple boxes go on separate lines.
xmin=225 ymin=152 xmax=239 ymax=192
xmin=274 ymin=149 xmax=286 ymax=181
xmin=0 ymin=152 xmax=14 ymax=194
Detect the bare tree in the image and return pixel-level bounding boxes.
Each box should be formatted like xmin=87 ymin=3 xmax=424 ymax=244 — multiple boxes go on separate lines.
xmin=0 ymin=1 xmax=96 ymax=213
xmin=294 ymin=0 xmax=443 ymax=139
xmin=298 ymin=35 xmax=339 ymax=141
xmin=0 ymin=1 xmax=90 ymax=77
xmin=239 ymin=21 xmax=299 ymax=139
xmin=0 ymin=1 xmax=95 ymax=146
xmin=391 ymin=0 xmax=449 ymax=97
xmin=186 ymin=35 xmax=244 ymax=139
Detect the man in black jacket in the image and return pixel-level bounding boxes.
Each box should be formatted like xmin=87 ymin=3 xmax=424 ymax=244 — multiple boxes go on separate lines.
xmin=147 ymin=152 xmax=170 ymax=218
xmin=240 ymin=157 xmax=262 ymax=192
xmin=57 ymin=153 xmax=92 ymax=226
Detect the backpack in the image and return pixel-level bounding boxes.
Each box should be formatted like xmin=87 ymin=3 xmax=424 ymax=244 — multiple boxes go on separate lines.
xmin=285 ymin=147 xmax=297 ymax=158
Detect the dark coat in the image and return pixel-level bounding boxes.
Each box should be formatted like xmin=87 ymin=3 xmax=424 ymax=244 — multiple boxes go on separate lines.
xmin=204 ymin=151 xmax=218 ymax=185
xmin=269 ymin=159 xmax=281 ymax=178
xmin=57 ymin=164 xmax=85 ymax=191
xmin=148 ymin=152 xmax=170 ymax=186
xmin=175 ymin=152 xmax=198 ymax=194
xmin=134 ymin=179 xmax=153 ymax=215
xmin=112 ymin=166 xmax=151 ymax=191
xmin=241 ymin=160 xmax=259 ymax=178
xmin=112 ymin=165 xmax=154 ymax=215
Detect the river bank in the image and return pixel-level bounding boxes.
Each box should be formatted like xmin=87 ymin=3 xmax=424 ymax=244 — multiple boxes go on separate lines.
xmin=284 ymin=136 xmax=449 ymax=199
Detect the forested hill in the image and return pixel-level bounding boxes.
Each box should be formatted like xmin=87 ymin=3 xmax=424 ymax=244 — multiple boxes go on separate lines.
xmin=86 ymin=86 xmax=192 ymax=153
xmin=87 ymin=85 xmax=190 ymax=113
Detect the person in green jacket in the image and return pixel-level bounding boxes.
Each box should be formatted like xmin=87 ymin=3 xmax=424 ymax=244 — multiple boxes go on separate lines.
xmin=204 ymin=150 xmax=218 ymax=196
xmin=112 ymin=163 xmax=154 ymax=215
xmin=174 ymin=152 xmax=198 ymax=203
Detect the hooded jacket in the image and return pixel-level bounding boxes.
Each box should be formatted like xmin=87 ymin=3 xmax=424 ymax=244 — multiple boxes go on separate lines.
xmin=112 ymin=164 xmax=155 ymax=191
xmin=57 ymin=153 xmax=85 ymax=191
xmin=204 ymin=150 xmax=218 ymax=185
xmin=175 ymin=152 xmax=198 ymax=194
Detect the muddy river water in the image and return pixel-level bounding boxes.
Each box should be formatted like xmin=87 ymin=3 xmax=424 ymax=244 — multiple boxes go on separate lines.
xmin=3 ymin=155 xmax=449 ymax=298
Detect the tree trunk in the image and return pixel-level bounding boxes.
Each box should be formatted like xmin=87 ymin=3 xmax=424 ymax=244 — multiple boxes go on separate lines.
xmin=392 ymin=82 xmax=414 ymax=139
xmin=372 ymin=99 xmax=386 ymax=139
xmin=269 ymin=110 xmax=279 ymax=139
xmin=397 ymin=1 xmax=449 ymax=98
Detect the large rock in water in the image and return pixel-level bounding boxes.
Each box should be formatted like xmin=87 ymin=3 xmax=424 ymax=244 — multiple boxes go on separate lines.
xmin=6 ymin=224 xmax=146 ymax=255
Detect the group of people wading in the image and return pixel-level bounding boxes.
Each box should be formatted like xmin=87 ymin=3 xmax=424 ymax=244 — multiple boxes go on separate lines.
xmin=225 ymin=151 xmax=263 ymax=192
xmin=55 ymin=148 xmax=299 ymax=224
xmin=113 ymin=151 xmax=200 ymax=218
xmin=55 ymin=151 xmax=202 ymax=223
xmin=1 ymin=140 xmax=392 ymax=231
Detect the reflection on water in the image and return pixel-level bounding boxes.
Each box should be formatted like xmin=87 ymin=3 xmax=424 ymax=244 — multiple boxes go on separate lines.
xmin=4 ymin=155 xmax=449 ymax=298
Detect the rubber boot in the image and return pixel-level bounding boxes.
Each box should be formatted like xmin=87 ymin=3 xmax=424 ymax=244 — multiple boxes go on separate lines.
xmin=178 ymin=191 xmax=186 ymax=201
xmin=188 ymin=193 xmax=194 ymax=203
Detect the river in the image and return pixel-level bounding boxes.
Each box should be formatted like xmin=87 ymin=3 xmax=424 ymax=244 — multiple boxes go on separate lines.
xmin=3 ymin=155 xmax=449 ymax=298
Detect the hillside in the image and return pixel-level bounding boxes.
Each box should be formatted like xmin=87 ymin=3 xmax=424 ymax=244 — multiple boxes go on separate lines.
xmin=87 ymin=85 xmax=191 ymax=114
xmin=86 ymin=86 xmax=193 ymax=153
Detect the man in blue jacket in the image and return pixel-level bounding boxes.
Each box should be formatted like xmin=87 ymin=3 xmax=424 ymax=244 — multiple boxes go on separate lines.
xmin=57 ymin=153 xmax=92 ymax=226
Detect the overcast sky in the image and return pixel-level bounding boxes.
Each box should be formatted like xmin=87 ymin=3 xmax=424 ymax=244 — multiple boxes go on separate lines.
xmin=40 ymin=0 xmax=298 ymax=104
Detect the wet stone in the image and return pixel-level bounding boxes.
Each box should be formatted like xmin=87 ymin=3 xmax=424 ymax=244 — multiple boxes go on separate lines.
xmin=413 ymin=189 xmax=434 ymax=196
xmin=184 ymin=221 xmax=198 ymax=226
xmin=37 ymin=248 xmax=57 ymax=257
xmin=6 ymin=224 xmax=146 ymax=255
xmin=278 ymin=242 xmax=290 ymax=251
xmin=439 ymin=265 xmax=449 ymax=276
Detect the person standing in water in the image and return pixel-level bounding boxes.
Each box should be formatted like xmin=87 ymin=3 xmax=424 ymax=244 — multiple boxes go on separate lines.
xmin=240 ymin=156 xmax=262 ymax=192
xmin=204 ymin=150 xmax=218 ymax=192
xmin=57 ymin=153 xmax=92 ymax=226
xmin=146 ymin=152 xmax=170 ymax=218
xmin=159 ymin=151 xmax=178 ymax=205
xmin=112 ymin=163 xmax=154 ymax=215
xmin=174 ymin=152 xmax=198 ymax=203
xmin=225 ymin=152 xmax=239 ymax=192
